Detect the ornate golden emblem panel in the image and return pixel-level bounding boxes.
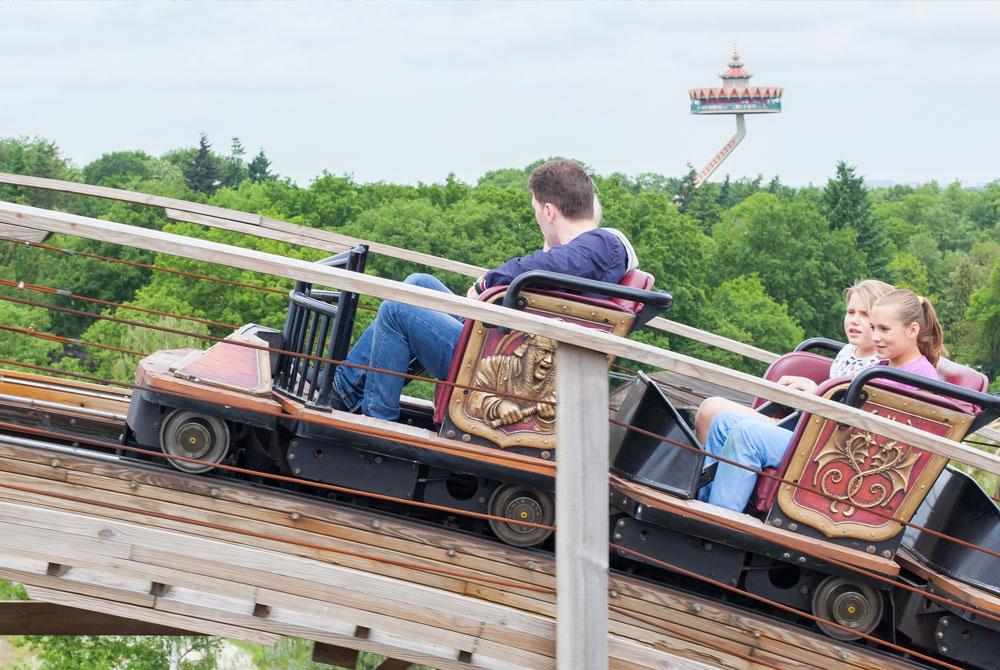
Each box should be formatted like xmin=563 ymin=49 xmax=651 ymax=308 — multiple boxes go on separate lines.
xmin=448 ymin=291 xmax=634 ymax=451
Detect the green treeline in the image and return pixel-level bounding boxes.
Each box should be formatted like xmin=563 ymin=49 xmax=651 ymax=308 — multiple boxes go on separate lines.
xmin=1 ymin=135 xmax=999 ymax=390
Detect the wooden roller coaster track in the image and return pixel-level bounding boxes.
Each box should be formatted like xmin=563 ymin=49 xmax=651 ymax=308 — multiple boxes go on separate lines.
xmin=0 ymin=372 xmax=920 ymax=669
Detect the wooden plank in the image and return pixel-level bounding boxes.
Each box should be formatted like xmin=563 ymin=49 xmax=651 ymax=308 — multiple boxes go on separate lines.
xmin=0 ymin=528 xmax=551 ymax=667
xmin=167 ymin=208 xmax=485 ymax=279
xmin=0 ymin=443 xmax=557 ymax=592
xmin=0 ymin=500 xmax=553 ymax=641
xmin=645 ymin=316 xmax=778 ymax=364
xmin=25 ymin=586 xmax=281 ymax=645
xmin=8 ymin=541 xmax=542 ymax=668
xmin=0 ymin=369 xmax=131 ymax=414
xmin=165 ymin=208 xmax=352 ymax=254
xmin=0 ymin=221 xmax=49 ymax=242
xmin=0 ymin=171 xmax=782 ymax=364
xmin=0 ymin=601 xmax=199 ymax=635
xmin=556 ymin=345 xmax=609 ymax=670
xmin=0 ymin=565 xmax=155 ymax=608
xmin=0 ymin=472 xmax=554 ymax=609
xmin=0 ymin=367 xmax=131 ymax=399
xmin=973 ymin=424 xmax=1000 ymax=444
xmin=0 ymin=200 xmax=993 ymax=475
xmin=0 ymin=494 xmax=732 ymax=669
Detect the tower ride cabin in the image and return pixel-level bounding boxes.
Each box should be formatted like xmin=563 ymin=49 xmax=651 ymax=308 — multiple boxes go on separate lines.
xmin=689 ymin=50 xmax=783 ymax=187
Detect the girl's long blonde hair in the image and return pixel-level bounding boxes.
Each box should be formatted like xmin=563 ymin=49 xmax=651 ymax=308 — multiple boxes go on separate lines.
xmin=872 ymin=289 xmax=947 ymax=367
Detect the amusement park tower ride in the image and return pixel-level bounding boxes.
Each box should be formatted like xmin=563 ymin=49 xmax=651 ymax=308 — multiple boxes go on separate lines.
xmin=689 ymin=50 xmax=783 ymax=187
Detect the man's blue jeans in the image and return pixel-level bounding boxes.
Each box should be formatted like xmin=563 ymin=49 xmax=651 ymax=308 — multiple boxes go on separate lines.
xmin=698 ymin=411 xmax=792 ymax=512
xmin=333 ymin=273 xmax=464 ymax=420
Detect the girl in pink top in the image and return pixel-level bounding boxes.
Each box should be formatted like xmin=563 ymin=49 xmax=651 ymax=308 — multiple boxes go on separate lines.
xmin=870 ymin=289 xmax=946 ymax=391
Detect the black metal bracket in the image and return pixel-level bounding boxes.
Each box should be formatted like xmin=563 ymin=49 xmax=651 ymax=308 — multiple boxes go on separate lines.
xmin=793 ymin=337 xmax=845 ymax=356
xmin=844 ymin=366 xmax=1000 ymax=432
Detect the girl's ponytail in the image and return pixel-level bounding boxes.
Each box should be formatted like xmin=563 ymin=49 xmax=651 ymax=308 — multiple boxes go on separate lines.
xmin=917 ymin=295 xmax=946 ymax=367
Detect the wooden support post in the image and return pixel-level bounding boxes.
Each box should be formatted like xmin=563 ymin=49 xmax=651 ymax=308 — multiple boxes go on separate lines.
xmin=374 ymin=659 xmax=413 ymax=670
xmin=310 ymin=641 xmax=359 ymax=667
xmin=555 ymin=344 xmax=609 ymax=670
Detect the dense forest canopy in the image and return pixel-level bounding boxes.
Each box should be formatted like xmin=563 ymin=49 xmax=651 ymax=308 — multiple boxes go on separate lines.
xmin=0 ymin=135 xmax=998 ymax=390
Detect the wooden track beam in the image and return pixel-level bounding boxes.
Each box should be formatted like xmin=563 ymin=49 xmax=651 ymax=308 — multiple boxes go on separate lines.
xmin=0 ymin=171 xmax=778 ymax=364
xmin=557 ymin=346 xmax=608 ymax=670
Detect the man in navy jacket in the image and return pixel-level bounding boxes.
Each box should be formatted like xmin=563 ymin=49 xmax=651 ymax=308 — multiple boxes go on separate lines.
xmin=334 ymin=159 xmax=637 ymax=421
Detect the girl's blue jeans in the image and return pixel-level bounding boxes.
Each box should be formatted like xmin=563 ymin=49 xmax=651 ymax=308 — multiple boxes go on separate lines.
xmin=698 ymin=411 xmax=793 ymax=512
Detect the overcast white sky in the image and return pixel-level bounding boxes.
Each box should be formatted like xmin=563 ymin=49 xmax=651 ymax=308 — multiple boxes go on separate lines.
xmin=2 ymin=2 xmax=998 ymax=187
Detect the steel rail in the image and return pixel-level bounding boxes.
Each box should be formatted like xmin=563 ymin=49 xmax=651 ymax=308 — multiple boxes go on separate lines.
xmin=0 ymin=392 xmax=127 ymax=421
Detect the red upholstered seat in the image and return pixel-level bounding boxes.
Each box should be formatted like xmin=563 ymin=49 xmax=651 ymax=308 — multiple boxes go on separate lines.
xmin=611 ymin=269 xmax=654 ymax=315
xmin=751 ymin=376 xmax=847 ymax=513
xmin=752 ymin=351 xmax=833 ymax=409
xmin=937 ymin=357 xmax=988 ymax=393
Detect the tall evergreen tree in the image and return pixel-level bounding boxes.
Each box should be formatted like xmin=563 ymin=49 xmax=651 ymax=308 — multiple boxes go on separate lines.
xmin=717 ymin=175 xmax=733 ymax=208
xmin=824 ymin=161 xmax=890 ymax=276
xmin=184 ymin=133 xmax=222 ymax=195
xmin=220 ymin=136 xmax=249 ymax=188
xmin=230 ymin=136 xmax=246 ymax=163
xmin=248 ymin=148 xmax=273 ymax=183
xmin=674 ymin=165 xmax=697 ymax=210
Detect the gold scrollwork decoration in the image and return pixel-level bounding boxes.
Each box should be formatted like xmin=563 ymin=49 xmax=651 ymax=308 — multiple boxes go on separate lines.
xmin=812 ymin=431 xmax=921 ymax=517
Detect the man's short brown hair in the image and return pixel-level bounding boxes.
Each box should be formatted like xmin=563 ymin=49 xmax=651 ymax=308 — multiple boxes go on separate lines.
xmin=528 ymin=159 xmax=595 ymax=221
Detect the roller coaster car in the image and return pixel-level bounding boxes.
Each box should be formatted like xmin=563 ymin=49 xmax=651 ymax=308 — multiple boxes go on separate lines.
xmin=610 ymin=340 xmax=1000 ymax=667
xmin=125 ymin=244 xmax=672 ymax=546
